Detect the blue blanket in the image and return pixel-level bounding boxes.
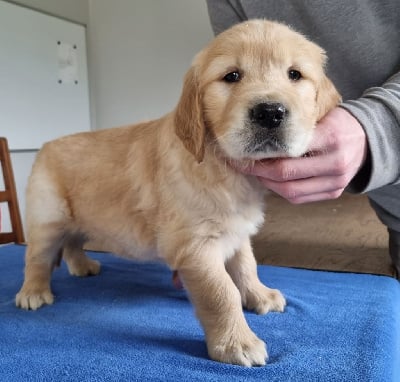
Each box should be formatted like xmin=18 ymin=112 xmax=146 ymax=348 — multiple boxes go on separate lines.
xmin=1 ymin=244 xmax=399 ymax=381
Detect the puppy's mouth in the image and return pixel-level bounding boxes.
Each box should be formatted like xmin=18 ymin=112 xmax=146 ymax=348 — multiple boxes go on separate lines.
xmin=245 ymin=134 xmax=289 ymax=156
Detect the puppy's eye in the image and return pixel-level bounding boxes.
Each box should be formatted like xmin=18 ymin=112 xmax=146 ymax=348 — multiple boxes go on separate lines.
xmin=288 ymin=69 xmax=302 ymax=81
xmin=223 ymin=71 xmax=241 ymax=83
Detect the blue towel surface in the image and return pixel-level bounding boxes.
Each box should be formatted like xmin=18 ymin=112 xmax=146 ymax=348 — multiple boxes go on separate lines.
xmin=0 ymin=244 xmax=399 ymax=382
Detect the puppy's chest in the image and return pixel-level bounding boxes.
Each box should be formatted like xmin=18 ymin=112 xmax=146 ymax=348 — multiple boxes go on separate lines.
xmin=210 ymin=196 xmax=265 ymax=260
xmin=219 ymin=179 xmax=265 ymax=236
xmin=223 ymin=201 xmax=264 ymax=234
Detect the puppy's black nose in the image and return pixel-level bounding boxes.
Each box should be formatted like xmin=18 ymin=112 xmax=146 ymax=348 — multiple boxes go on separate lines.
xmin=250 ymin=102 xmax=287 ymax=129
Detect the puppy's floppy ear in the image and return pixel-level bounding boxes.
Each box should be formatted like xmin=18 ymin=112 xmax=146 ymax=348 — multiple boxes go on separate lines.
xmin=316 ymin=74 xmax=342 ymax=121
xmin=174 ymin=66 xmax=205 ymax=163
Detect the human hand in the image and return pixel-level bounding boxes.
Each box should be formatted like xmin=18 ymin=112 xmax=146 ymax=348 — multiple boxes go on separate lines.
xmin=237 ymin=107 xmax=368 ymax=204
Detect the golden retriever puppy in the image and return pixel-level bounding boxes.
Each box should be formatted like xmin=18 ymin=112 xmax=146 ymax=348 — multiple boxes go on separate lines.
xmin=16 ymin=20 xmax=340 ymax=366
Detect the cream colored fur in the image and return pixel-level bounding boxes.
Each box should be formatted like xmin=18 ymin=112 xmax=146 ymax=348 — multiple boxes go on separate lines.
xmin=15 ymin=20 xmax=340 ymax=366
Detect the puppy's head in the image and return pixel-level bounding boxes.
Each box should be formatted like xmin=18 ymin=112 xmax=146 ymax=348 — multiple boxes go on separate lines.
xmin=175 ymin=20 xmax=341 ymax=162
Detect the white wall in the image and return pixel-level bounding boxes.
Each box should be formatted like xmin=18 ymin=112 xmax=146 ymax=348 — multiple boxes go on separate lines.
xmin=87 ymin=0 xmax=213 ymax=129
xmin=1 ymin=0 xmax=89 ymax=234
xmin=2 ymin=0 xmax=213 ymax=235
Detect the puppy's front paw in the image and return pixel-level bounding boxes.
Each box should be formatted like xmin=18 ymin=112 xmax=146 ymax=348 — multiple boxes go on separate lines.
xmin=15 ymin=285 xmax=54 ymax=310
xmin=245 ymin=285 xmax=286 ymax=314
xmin=208 ymin=328 xmax=268 ymax=367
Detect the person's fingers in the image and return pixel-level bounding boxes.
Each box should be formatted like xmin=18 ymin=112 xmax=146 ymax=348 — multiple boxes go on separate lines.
xmin=287 ymin=190 xmax=345 ymax=204
xmin=258 ymin=173 xmax=348 ymax=200
xmin=236 ymin=153 xmax=345 ymax=181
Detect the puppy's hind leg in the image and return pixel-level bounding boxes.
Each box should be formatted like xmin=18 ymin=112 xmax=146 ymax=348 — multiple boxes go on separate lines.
xmin=63 ymin=236 xmax=100 ymax=277
xmin=16 ymin=223 xmax=65 ymax=310
xmin=16 ymin=164 xmax=69 ymax=310
xmin=226 ymin=237 xmax=286 ymax=314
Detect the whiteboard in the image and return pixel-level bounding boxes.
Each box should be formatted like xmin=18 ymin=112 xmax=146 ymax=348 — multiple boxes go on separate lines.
xmin=0 ymin=1 xmax=90 ymax=150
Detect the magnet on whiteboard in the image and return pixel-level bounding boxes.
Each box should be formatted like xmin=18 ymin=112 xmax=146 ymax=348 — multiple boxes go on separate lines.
xmin=57 ymin=41 xmax=79 ymax=85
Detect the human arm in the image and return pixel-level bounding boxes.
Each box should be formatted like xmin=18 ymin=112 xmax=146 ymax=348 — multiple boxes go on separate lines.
xmin=342 ymin=71 xmax=400 ymax=192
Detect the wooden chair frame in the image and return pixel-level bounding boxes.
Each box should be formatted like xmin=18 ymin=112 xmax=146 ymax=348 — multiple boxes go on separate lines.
xmin=0 ymin=137 xmax=25 ymax=244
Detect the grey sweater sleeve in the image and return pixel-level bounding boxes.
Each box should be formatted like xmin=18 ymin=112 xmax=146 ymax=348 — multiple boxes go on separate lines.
xmin=342 ymin=72 xmax=400 ymax=192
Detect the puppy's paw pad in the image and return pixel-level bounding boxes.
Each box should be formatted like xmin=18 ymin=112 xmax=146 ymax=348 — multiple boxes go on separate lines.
xmin=15 ymin=288 xmax=54 ymax=310
xmin=246 ymin=286 xmax=286 ymax=314
xmin=209 ymin=332 xmax=268 ymax=367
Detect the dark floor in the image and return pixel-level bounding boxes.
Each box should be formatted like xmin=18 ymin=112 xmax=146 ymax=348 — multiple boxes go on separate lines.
xmin=254 ymin=192 xmax=395 ymax=277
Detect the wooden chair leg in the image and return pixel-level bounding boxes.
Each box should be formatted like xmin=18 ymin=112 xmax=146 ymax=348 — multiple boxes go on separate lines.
xmin=0 ymin=138 xmax=25 ymax=244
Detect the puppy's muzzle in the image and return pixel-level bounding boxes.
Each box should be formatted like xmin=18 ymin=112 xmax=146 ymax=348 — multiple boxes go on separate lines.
xmin=249 ymin=102 xmax=288 ymax=129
